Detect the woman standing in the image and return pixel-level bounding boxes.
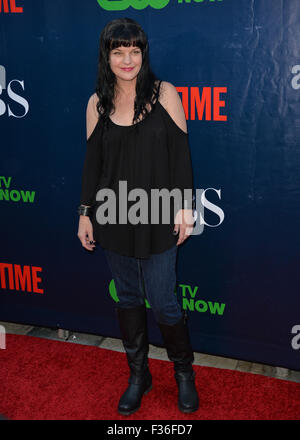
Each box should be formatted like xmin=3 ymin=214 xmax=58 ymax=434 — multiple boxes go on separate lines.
xmin=77 ymin=18 xmax=198 ymax=416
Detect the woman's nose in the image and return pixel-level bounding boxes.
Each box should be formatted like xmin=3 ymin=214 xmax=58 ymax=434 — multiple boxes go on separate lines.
xmin=123 ymin=53 xmax=132 ymax=64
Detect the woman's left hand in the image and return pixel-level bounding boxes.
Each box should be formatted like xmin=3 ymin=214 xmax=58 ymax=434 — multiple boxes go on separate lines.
xmin=174 ymin=209 xmax=195 ymax=245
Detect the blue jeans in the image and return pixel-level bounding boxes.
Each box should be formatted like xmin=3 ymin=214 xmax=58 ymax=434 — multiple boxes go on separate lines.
xmin=103 ymin=244 xmax=183 ymax=325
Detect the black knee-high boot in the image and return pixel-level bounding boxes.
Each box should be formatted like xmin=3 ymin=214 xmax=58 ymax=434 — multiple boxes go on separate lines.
xmin=116 ymin=303 xmax=152 ymax=415
xmin=157 ymin=310 xmax=199 ymax=413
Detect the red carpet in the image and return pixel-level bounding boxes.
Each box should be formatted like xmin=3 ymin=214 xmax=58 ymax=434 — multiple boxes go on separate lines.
xmin=0 ymin=333 xmax=299 ymax=420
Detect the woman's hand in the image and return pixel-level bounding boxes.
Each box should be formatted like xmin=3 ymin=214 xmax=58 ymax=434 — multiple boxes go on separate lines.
xmin=174 ymin=209 xmax=195 ymax=246
xmin=77 ymin=216 xmax=96 ymax=251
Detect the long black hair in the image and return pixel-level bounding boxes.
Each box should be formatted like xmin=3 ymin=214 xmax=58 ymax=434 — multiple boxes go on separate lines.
xmin=95 ymin=18 xmax=160 ymax=131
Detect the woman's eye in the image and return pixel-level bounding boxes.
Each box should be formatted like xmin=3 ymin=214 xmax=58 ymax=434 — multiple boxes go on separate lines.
xmin=112 ymin=50 xmax=140 ymax=55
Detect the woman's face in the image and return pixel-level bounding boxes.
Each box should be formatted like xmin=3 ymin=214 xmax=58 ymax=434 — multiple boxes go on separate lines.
xmin=109 ymin=45 xmax=142 ymax=82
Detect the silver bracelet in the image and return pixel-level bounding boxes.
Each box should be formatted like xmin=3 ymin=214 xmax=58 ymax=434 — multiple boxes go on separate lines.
xmin=78 ymin=205 xmax=92 ymax=216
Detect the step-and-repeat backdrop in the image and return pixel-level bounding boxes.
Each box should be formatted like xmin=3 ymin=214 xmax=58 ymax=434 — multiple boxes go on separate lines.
xmin=1 ymin=0 xmax=299 ymax=370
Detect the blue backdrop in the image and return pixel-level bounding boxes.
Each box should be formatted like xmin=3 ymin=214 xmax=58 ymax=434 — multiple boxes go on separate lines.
xmin=1 ymin=0 xmax=299 ymax=370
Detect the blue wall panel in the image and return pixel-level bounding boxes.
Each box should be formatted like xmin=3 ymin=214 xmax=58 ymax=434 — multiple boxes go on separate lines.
xmin=1 ymin=0 xmax=299 ymax=370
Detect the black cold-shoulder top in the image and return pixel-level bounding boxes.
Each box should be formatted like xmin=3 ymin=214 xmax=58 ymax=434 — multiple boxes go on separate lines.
xmin=79 ymin=81 xmax=195 ymax=259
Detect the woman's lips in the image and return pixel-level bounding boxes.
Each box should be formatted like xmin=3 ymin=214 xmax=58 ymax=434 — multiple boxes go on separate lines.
xmin=121 ymin=67 xmax=134 ymax=71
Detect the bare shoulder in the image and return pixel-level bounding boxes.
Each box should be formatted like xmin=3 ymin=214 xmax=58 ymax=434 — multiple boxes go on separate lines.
xmin=158 ymin=81 xmax=187 ymax=134
xmin=158 ymin=81 xmax=180 ymax=107
xmin=87 ymin=93 xmax=99 ymax=115
xmin=158 ymin=81 xmax=175 ymax=103
xmin=86 ymin=93 xmax=100 ymax=141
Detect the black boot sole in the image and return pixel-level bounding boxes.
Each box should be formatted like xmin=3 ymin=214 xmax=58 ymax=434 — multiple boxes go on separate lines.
xmin=118 ymin=383 xmax=153 ymax=416
xmin=178 ymin=402 xmax=199 ymax=413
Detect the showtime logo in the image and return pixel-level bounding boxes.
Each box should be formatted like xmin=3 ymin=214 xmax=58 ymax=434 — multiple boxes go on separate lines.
xmin=0 ymin=263 xmax=44 ymax=294
xmin=179 ymin=87 xmax=227 ymax=121
xmin=0 ymin=0 xmax=23 ymax=13
xmin=97 ymin=0 xmax=223 ymax=12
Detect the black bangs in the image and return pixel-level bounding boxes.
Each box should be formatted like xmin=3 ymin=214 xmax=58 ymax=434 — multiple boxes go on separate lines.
xmin=104 ymin=19 xmax=148 ymax=53
xmin=110 ymin=38 xmax=144 ymax=51
xmin=107 ymin=28 xmax=146 ymax=52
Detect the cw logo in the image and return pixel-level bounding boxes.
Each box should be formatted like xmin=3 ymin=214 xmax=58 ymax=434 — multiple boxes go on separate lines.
xmin=97 ymin=0 xmax=223 ymax=11
xmin=97 ymin=0 xmax=169 ymax=11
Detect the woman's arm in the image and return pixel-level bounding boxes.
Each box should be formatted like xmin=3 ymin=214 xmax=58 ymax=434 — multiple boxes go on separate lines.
xmin=161 ymin=82 xmax=195 ymax=244
xmin=77 ymin=94 xmax=101 ymax=251
xmin=79 ymin=93 xmax=103 ymax=207
xmin=86 ymin=93 xmax=99 ymax=141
